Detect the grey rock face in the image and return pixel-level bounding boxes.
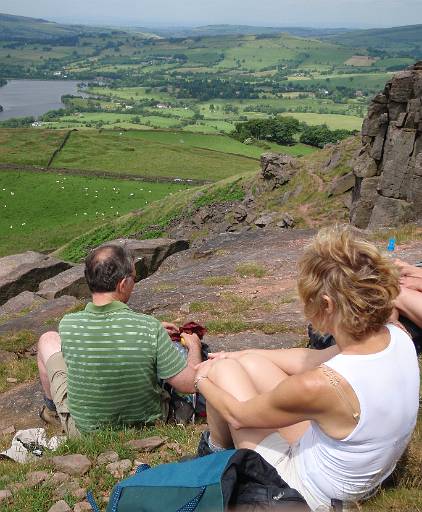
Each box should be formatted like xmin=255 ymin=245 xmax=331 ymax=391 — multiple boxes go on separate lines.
xmin=328 ymin=172 xmax=355 ymax=197
xmin=0 ymin=252 xmax=72 ymax=306
xmin=0 ymin=291 xmax=46 ymax=321
xmin=38 ymin=265 xmax=88 ymax=300
xmin=0 ymin=295 xmax=79 ymax=338
xmin=351 ymin=63 xmax=422 ymax=228
xmin=104 ymin=238 xmax=189 ymax=280
xmin=260 ymin=153 xmax=297 ymax=187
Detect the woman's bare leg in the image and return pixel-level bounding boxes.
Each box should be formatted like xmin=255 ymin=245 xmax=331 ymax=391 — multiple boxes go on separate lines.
xmin=206 ymin=358 xmax=279 ymax=450
xmin=236 ymin=353 xmax=310 ymax=444
xmin=394 ymin=287 xmax=422 ymax=328
xmin=206 ymin=355 xmax=310 ymax=450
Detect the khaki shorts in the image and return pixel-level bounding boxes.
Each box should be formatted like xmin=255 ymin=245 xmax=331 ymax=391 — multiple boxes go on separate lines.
xmin=45 ymin=351 xmax=80 ymax=438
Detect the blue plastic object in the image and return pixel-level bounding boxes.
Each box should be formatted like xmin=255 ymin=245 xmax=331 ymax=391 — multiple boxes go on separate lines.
xmin=387 ymin=238 xmax=396 ymax=252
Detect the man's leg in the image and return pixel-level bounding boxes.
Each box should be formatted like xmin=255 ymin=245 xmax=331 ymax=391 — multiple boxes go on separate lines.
xmin=394 ymin=287 xmax=422 ymax=328
xmin=37 ymin=331 xmax=61 ymax=400
xmin=37 ymin=331 xmax=79 ymax=437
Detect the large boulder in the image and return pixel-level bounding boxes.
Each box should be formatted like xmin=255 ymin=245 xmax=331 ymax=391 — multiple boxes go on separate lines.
xmin=328 ymin=172 xmax=355 ymax=197
xmin=260 ymin=153 xmax=297 ymax=187
xmin=0 ymin=295 xmax=80 ymax=338
xmin=0 ymin=291 xmax=46 ymax=321
xmin=104 ymin=238 xmax=189 ymax=280
xmin=0 ymin=252 xmax=71 ymax=306
xmin=351 ymin=63 xmax=422 ymax=228
xmin=38 ymin=265 xmax=88 ymax=300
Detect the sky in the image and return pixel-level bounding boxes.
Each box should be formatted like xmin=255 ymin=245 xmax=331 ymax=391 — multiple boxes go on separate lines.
xmin=1 ymin=0 xmax=422 ymax=28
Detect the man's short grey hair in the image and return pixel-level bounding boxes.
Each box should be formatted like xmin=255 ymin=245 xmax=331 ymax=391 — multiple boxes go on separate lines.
xmin=84 ymin=244 xmax=135 ymax=293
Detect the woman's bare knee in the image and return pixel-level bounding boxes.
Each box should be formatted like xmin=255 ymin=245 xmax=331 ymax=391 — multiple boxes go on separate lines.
xmin=208 ymin=358 xmax=242 ymax=384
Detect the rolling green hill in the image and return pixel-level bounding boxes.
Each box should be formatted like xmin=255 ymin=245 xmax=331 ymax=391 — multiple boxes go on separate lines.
xmin=324 ymin=24 xmax=422 ymax=56
xmin=0 ymin=13 xmax=106 ymax=41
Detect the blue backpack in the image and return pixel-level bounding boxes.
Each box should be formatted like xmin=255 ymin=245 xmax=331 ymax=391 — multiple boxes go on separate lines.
xmin=88 ymin=449 xmax=310 ymax=512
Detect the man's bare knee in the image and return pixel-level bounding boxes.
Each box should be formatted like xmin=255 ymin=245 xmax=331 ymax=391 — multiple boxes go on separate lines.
xmin=38 ymin=331 xmax=61 ymax=364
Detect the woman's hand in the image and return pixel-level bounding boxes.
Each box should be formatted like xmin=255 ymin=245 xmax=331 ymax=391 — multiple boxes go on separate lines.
xmin=194 ymin=359 xmax=216 ymax=380
xmin=400 ymin=275 xmax=422 ymax=292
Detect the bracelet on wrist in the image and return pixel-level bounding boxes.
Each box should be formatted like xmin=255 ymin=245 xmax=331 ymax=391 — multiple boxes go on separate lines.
xmin=194 ymin=375 xmax=208 ymax=392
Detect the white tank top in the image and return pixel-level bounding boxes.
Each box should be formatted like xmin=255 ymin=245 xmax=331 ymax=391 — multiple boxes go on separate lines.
xmin=296 ymin=323 xmax=420 ymax=510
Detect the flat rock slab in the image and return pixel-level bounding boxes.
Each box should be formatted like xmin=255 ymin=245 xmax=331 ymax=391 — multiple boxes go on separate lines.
xmin=206 ymin=332 xmax=304 ymax=353
xmin=105 ymin=238 xmax=189 ymax=279
xmin=0 ymin=380 xmax=44 ymax=431
xmin=0 ymin=295 xmax=80 ymax=339
xmin=125 ymin=436 xmax=165 ymax=452
xmin=52 ymin=454 xmax=92 ymax=476
xmin=0 ymin=251 xmax=72 ymax=306
xmin=0 ymin=291 xmax=46 ymax=322
xmin=129 ymin=229 xmax=313 ymax=320
xmin=38 ymin=265 xmax=89 ymax=300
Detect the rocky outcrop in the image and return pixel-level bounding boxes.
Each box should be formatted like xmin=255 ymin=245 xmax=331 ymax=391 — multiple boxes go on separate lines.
xmin=351 ymin=62 xmax=422 ymax=228
xmin=260 ymin=153 xmax=298 ymax=187
xmin=0 ymin=252 xmax=72 ymax=306
xmin=37 ymin=265 xmax=89 ymax=300
xmin=104 ymin=238 xmax=190 ymax=280
xmin=0 ymin=295 xmax=80 ymax=338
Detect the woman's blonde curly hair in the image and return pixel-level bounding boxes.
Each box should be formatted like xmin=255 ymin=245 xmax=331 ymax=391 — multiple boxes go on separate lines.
xmin=297 ymin=225 xmax=400 ymax=340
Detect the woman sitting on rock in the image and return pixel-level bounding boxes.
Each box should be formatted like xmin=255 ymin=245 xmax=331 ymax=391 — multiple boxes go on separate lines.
xmin=194 ymin=226 xmax=420 ymax=511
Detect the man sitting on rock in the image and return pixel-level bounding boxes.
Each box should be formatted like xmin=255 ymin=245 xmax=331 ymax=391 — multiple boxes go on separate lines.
xmin=36 ymin=244 xmax=202 ymax=436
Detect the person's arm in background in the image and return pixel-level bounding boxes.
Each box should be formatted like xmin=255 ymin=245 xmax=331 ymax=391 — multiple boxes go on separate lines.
xmin=208 ymin=344 xmax=339 ymax=376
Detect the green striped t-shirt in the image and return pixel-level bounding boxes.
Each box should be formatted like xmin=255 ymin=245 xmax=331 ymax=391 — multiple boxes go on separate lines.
xmin=59 ymin=301 xmax=186 ymax=433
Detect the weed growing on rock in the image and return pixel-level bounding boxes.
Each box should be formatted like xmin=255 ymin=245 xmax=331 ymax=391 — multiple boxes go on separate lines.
xmin=236 ymin=262 xmax=267 ymax=278
xmin=202 ymin=275 xmax=236 ymax=286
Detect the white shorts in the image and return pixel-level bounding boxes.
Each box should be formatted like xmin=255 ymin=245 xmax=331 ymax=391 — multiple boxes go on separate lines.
xmin=254 ymin=432 xmax=327 ymax=512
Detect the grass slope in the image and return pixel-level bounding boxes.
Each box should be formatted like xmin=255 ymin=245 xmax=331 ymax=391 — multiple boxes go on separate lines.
xmin=0 ymin=170 xmax=189 ymax=256
xmin=51 ymin=130 xmax=259 ymax=181
xmin=0 ymin=128 xmax=68 ymax=166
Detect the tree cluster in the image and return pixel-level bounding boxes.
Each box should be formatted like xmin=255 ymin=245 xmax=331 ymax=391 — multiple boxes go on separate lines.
xmin=232 ymin=117 xmax=356 ymax=147
xmin=231 ymin=117 xmax=301 ymax=145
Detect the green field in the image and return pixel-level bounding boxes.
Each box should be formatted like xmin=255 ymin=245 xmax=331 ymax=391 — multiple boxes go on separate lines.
xmin=285 ymin=113 xmax=363 ymax=130
xmin=0 ymin=170 xmax=190 ymax=256
xmin=123 ymin=130 xmax=316 ymax=158
xmin=51 ymin=130 xmax=259 ymax=181
xmin=0 ymin=129 xmax=68 ymax=166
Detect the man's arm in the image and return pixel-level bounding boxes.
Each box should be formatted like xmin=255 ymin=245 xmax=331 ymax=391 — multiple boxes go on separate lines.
xmin=166 ymin=333 xmax=202 ymax=393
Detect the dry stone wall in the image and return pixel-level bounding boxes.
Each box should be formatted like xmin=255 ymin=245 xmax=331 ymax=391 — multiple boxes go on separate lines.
xmin=351 ymin=62 xmax=422 ymax=228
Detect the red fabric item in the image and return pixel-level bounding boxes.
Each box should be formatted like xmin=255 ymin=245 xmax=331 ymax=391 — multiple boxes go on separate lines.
xmin=168 ymin=322 xmax=207 ymax=342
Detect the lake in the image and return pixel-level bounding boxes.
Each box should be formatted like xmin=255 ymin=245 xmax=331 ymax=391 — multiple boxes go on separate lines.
xmin=0 ymin=80 xmax=84 ymax=121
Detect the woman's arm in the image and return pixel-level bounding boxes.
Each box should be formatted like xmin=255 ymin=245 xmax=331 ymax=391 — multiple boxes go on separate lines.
xmin=196 ymin=363 xmax=324 ymax=430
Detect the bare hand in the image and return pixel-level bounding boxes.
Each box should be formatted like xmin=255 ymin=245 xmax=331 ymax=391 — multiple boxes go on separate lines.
xmin=400 ymin=276 xmax=422 ymax=292
xmin=162 ymin=321 xmax=179 ymax=335
xmin=394 ymin=259 xmax=415 ymax=276
xmin=181 ymin=332 xmax=201 ymax=351
xmin=208 ymin=351 xmax=228 ymax=360
xmin=194 ymin=359 xmax=215 ymax=379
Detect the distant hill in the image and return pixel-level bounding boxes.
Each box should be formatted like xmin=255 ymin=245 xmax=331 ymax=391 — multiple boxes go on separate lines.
xmin=323 ymin=24 xmax=422 ymax=55
xmin=132 ymin=24 xmax=352 ymax=39
xmin=0 ymin=12 xmax=119 ymax=41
